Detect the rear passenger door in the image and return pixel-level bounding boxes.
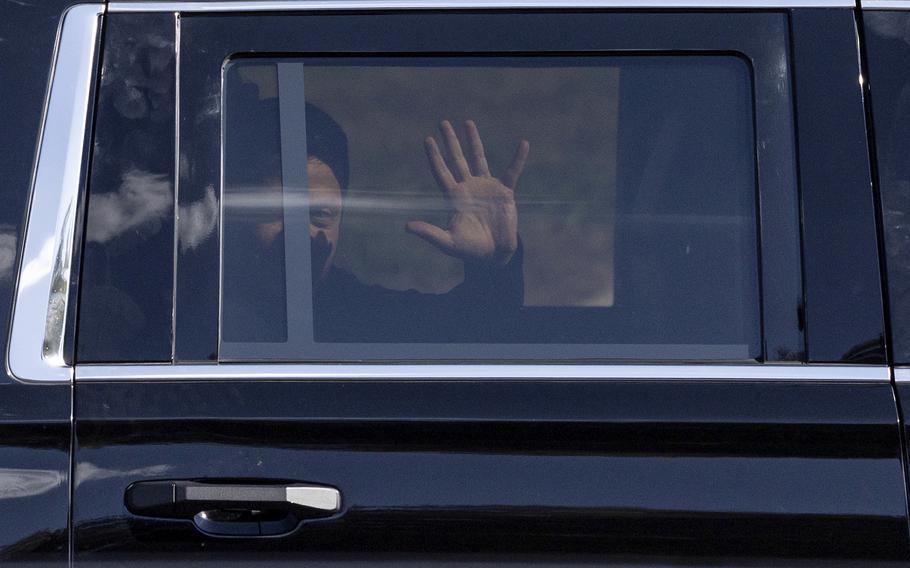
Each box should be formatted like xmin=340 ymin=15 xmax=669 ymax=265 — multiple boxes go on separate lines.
xmin=10 ymin=2 xmax=904 ymax=566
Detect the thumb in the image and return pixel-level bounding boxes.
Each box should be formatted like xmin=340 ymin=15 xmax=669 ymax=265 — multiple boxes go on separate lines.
xmin=405 ymin=220 xmax=457 ymax=256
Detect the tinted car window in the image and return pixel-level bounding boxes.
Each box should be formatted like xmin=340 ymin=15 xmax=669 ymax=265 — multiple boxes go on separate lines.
xmin=220 ymin=55 xmax=760 ymax=361
xmin=76 ymin=13 xmax=176 ymax=363
xmin=864 ymin=11 xmax=910 ymax=364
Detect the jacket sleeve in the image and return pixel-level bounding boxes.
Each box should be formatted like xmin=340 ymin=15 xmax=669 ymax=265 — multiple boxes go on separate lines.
xmin=383 ymin=239 xmax=526 ymax=341
xmin=313 ymin=240 xmax=525 ymax=343
xmin=439 ymin=238 xmax=525 ymax=308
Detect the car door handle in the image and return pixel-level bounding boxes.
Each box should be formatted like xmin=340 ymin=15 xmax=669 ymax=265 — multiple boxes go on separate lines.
xmin=125 ymin=480 xmax=341 ymax=537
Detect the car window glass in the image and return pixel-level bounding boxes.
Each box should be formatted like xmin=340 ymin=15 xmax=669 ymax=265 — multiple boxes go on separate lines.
xmin=220 ymin=55 xmax=760 ymax=361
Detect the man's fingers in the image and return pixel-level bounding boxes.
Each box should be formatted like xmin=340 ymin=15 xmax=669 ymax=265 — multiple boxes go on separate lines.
xmin=405 ymin=221 xmax=457 ymax=255
xmin=502 ymin=140 xmax=530 ymax=189
xmin=424 ymin=137 xmax=457 ymax=193
xmin=465 ymin=120 xmax=491 ymax=177
xmin=440 ymin=120 xmax=472 ymax=181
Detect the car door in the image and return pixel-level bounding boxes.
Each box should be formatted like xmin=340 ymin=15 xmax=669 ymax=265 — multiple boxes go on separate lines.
xmin=7 ymin=1 xmax=907 ymax=566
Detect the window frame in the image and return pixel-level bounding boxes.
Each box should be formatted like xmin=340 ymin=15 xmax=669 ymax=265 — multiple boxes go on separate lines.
xmin=219 ymin=53 xmax=763 ymax=362
xmin=173 ymin=9 xmax=804 ymax=364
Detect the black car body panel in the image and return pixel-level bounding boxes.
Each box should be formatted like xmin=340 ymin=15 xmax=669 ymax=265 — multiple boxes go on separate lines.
xmin=3 ymin=2 xmax=910 ymax=566
xmin=792 ymin=10 xmax=887 ymax=364
xmin=73 ymin=380 xmax=909 ymax=564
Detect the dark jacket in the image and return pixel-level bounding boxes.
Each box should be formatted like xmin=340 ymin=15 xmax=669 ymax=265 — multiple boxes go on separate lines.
xmin=313 ymin=243 xmax=524 ymax=343
xmin=222 ymin=226 xmax=524 ymax=344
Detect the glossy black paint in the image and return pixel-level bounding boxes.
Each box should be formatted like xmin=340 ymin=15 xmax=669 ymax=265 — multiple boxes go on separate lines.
xmin=791 ymin=11 xmax=887 ymax=364
xmin=0 ymin=1 xmax=81 ymax=565
xmin=174 ymin=10 xmax=804 ymax=362
xmin=55 ymin=5 xmax=910 ymax=566
xmin=74 ymin=380 xmax=909 ymax=563
xmin=0 ymin=3 xmax=904 ymax=568
xmin=896 ymin=382 xmax=910 ymax=542
xmin=77 ymin=13 xmax=176 ymax=363
xmin=861 ymin=10 xmax=910 ymax=546
xmin=71 ymin=8 xmax=910 ymax=566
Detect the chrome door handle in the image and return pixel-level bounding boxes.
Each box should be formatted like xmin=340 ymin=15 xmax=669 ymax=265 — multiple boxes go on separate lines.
xmin=126 ymin=480 xmax=341 ymax=537
xmin=285 ymin=485 xmax=340 ymax=511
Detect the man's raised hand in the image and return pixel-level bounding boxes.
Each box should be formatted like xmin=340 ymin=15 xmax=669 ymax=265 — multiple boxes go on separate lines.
xmin=406 ymin=120 xmax=529 ymax=266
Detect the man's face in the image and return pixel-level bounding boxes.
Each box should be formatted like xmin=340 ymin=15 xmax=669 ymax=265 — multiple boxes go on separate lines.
xmin=308 ymin=157 xmax=343 ymax=282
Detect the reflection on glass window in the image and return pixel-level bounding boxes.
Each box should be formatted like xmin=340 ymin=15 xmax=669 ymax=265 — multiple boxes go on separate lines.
xmin=221 ymin=56 xmax=759 ymax=361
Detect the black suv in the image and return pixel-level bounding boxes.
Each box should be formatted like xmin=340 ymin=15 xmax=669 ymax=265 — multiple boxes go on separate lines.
xmin=4 ymin=0 xmax=910 ymax=566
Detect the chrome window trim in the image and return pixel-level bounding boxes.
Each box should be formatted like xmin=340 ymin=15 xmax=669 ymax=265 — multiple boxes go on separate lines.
xmin=6 ymin=4 xmax=105 ymax=385
xmin=108 ymin=0 xmax=856 ymax=12
xmin=862 ymin=0 xmax=910 ymax=7
xmin=75 ymin=363 xmax=891 ymax=382
xmin=893 ymin=368 xmax=910 ymax=382
xmin=171 ymin=13 xmax=182 ymax=362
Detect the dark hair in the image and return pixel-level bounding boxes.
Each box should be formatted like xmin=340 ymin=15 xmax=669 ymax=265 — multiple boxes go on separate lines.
xmin=224 ymin=76 xmax=349 ymax=191
xmin=305 ymin=102 xmax=349 ymax=191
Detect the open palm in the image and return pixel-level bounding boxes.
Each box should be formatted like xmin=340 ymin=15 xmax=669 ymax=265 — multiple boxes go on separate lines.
xmin=406 ymin=120 xmax=529 ymax=266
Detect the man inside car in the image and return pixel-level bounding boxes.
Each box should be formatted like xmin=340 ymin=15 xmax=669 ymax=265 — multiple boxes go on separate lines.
xmin=223 ymin=102 xmax=530 ymax=343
